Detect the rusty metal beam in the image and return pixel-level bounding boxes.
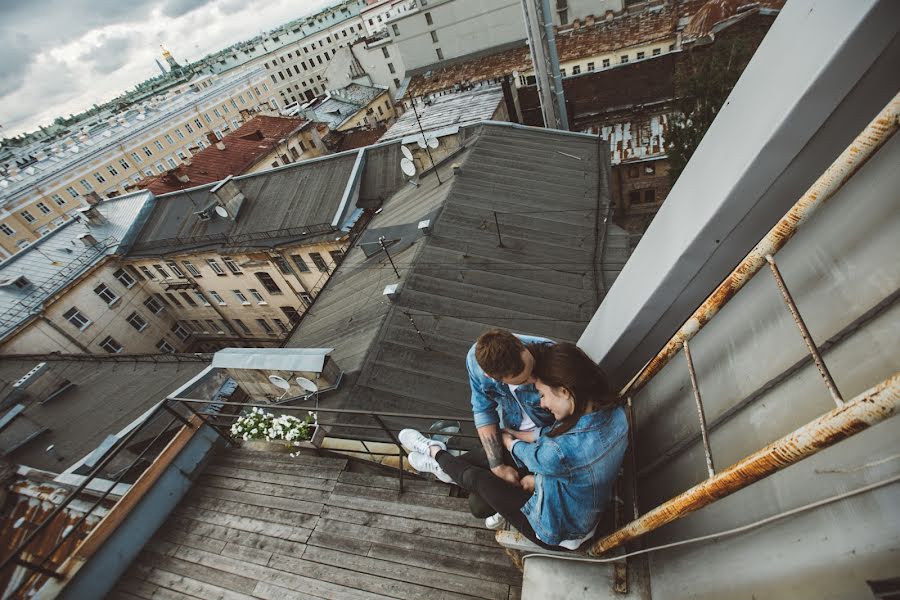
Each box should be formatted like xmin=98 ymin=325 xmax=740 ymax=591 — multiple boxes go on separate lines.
xmin=590 ymin=372 xmax=899 ymax=556
xmin=682 ymin=340 xmax=715 ymax=477
xmin=621 ymin=94 xmax=900 ymax=399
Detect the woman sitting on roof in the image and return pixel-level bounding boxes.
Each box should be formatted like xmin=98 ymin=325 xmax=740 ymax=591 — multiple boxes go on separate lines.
xmin=400 ymin=342 xmax=628 ymax=551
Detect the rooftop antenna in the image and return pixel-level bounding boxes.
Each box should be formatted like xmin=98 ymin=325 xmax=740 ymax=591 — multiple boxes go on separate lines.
xmin=406 ymin=91 xmax=442 ymax=185
xmin=379 ymin=235 xmax=401 ymax=279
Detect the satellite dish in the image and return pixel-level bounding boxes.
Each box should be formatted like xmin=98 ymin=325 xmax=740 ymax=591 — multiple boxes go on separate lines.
xmin=401 ymin=145 xmax=413 ymax=160
xmin=427 ymin=137 xmax=439 ymax=149
xmin=214 ymin=205 xmax=229 ymax=218
xmin=416 ymin=136 xmax=427 ymax=149
xmin=268 ymin=375 xmax=290 ymax=390
xmin=295 ymin=377 xmax=319 ymax=393
xmin=400 ymin=158 xmax=416 ymax=177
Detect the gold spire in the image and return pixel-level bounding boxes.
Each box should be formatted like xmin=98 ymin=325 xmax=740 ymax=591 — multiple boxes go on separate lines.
xmin=160 ymin=45 xmax=173 ymax=59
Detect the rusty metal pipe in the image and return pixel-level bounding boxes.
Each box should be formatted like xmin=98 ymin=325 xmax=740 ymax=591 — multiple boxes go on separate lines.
xmin=683 ymin=340 xmax=715 ymax=477
xmin=621 ymin=94 xmax=900 ymax=399
xmin=765 ymin=254 xmax=844 ymax=407
xmin=590 ymin=372 xmax=899 ymax=556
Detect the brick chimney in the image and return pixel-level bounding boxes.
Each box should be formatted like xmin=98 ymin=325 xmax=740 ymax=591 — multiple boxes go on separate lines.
xmin=585 ymin=14 xmax=595 ymax=27
xmin=84 ymin=191 xmax=102 ymax=205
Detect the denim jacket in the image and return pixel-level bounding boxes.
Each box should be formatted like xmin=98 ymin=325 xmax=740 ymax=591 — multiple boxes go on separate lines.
xmin=466 ymin=334 xmax=556 ymax=431
xmin=511 ymin=406 xmax=628 ymax=546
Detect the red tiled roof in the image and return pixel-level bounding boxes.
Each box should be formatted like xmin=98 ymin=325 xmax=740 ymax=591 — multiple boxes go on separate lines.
xmin=323 ymin=124 xmax=388 ymax=153
xmin=682 ymin=0 xmax=785 ymax=41
xmin=139 ymin=115 xmax=308 ymax=195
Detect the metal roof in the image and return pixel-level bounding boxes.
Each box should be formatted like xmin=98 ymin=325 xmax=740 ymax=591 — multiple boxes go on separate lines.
xmin=285 ymin=122 xmax=632 ymax=421
xmin=379 ymin=85 xmax=504 ymax=142
xmin=302 ymin=84 xmax=388 ymax=130
xmin=0 ymin=191 xmax=155 ymax=341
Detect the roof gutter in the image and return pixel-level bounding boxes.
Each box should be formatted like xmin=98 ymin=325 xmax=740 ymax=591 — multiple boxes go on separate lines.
xmin=332 ymin=147 xmax=366 ymax=228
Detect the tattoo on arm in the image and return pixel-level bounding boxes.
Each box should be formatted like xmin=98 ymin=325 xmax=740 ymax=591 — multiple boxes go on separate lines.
xmin=478 ymin=426 xmax=505 ymax=469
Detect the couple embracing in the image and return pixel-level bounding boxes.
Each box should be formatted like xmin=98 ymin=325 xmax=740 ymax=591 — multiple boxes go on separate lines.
xmin=399 ymin=329 xmax=628 ymax=552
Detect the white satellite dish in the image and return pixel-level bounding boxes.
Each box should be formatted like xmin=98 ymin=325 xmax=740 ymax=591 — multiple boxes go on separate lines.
xmin=268 ymin=375 xmax=291 ymax=400
xmin=295 ymin=377 xmax=318 ymax=393
xmin=214 ymin=205 xmax=229 ymax=218
xmin=400 ymin=158 xmax=416 ymax=177
xmin=427 ymin=137 xmax=439 ymax=149
xmin=416 ymin=136 xmax=427 ymax=149
xmin=401 ymin=145 xmax=413 ymax=160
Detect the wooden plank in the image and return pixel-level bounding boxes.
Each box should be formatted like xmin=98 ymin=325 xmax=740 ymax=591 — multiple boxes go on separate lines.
xmin=367 ymin=542 xmax=521 ymax=586
xmin=315 ymin=518 xmax=508 ymax=565
xmin=173 ymin=507 xmax=313 ymax=544
xmin=169 ymin=514 xmax=307 ymax=556
xmin=253 ymin=580 xmax=383 ymax=600
xmin=321 ymin=505 xmax=496 ymax=547
xmin=337 ymin=470 xmax=449 ymax=496
xmin=204 ymin=464 xmax=336 ymax=491
xmin=182 ymin=494 xmax=320 ymax=529
xmin=300 ymin=545 xmax=511 ymax=600
xmin=269 ymin=553 xmax=481 ymax=600
xmin=144 ymin=566 xmax=259 ymax=600
xmin=306 ymin=530 xmax=373 ymax=556
xmin=138 ymin=551 xmax=259 ymax=595
xmin=509 ymin=586 xmax=522 ymax=600
xmin=197 ymin=474 xmax=331 ymax=503
xmin=192 ymin=485 xmax=324 ymax=516
xmin=326 ymin=493 xmax=482 ymax=528
xmin=221 ymin=449 xmax=347 ymax=469
xmin=220 ymin=542 xmax=273 ymax=566
xmin=145 ymin=538 xmax=179 ymax=557
xmin=172 ymin=546 xmax=384 ymax=600
xmin=110 ymin=576 xmax=159 ymax=600
xmin=106 ymin=591 xmax=145 ymax=600
xmin=159 ymin=529 xmax=227 ymax=554
xmin=213 ymin=457 xmax=342 ymax=480
xmin=333 ymin=482 xmax=471 ymax=512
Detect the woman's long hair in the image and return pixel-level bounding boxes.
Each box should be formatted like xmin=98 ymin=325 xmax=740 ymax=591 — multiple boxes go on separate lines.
xmin=530 ymin=342 xmax=619 ymax=437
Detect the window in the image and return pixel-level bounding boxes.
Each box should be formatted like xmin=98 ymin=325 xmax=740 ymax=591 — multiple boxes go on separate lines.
xmin=204 ymin=113 xmax=212 ymax=124
xmin=153 ymin=264 xmax=171 ymax=279
xmin=206 ymin=319 xmax=224 ymax=334
xmin=560 ymin=68 xmax=566 ymax=77
xmin=155 ymin=164 xmax=165 ymax=174
xmin=382 ymin=47 xmax=390 ymax=58
xmin=435 ymin=48 xmax=444 ymax=60
xmin=144 ymin=295 xmax=165 ymax=314
xmin=194 ymin=118 xmax=204 ymax=129
xmin=21 ymin=210 xmax=35 ymax=223
xmin=142 ymin=146 xmax=153 ymax=157
xmin=171 ymin=322 xmax=191 ymax=340
xmin=222 ymin=256 xmax=242 ymax=274
xmin=637 ymin=51 xmax=645 ymax=60
xmin=430 ymin=31 xmax=439 ymax=43
xmin=621 ymin=55 xmax=629 ymax=64
xmin=127 ymin=311 xmax=148 ymax=332
xmin=119 ymin=158 xmax=130 ymax=170
xmin=653 ymin=48 xmax=661 ymax=56
xmin=273 ymin=318 xmax=290 ymax=333
xmin=157 ymin=339 xmax=176 ymax=353
xmin=165 ymin=261 xmax=184 ymax=278
xmin=175 ymin=128 xmax=185 ymax=139
xmin=233 ymin=290 xmax=250 ymax=305
xmin=602 ymin=58 xmax=610 ymax=68
xmin=328 ymin=250 xmax=345 ymax=265
xmin=233 ymin=318 xmax=252 ymax=335
xmin=209 ymin=290 xmax=226 ymax=305
xmin=256 ymin=318 xmax=275 ymax=335
xmin=80 ymin=179 xmax=93 ymax=192
xmin=154 ymin=141 xmax=164 ymax=151
xmin=254 ymin=272 xmax=283 ymax=294
xmin=185 ymin=122 xmax=194 ymax=134
xmin=572 ymin=65 xmax=581 ymax=75
xmin=424 ymin=12 xmax=433 ymax=25
xmin=388 ymin=62 xmax=396 ymax=74
xmin=113 ymin=268 xmax=136 ymax=288
xmin=165 ymin=292 xmax=183 ymax=307
xmin=94 ymin=283 xmax=119 ymax=306
xmin=644 ymin=189 xmax=656 ymax=204
xmin=272 ymin=256 xmax=292 ymax=275
xmin=107 ymin=165 xmax=119 ymax=177
xmin=179 ymin=291 xmax=198 ymax=307
xmin=248 ymin=288 xmax=266 ymax=304
xmin=191 ymin=319 xmax=207 ymax=333
xmin=392 ymin=24 xmax=399 ymax=36
xmin=99 ymin=336 xmax=123 ymax=354
xmin=94 ymin=172 xmax=107 ymax=184
xmin=131 ymin=152 xmax=143 ymax=164
xmin=36 ymin=202 xmax=51 ymax=215
xmin=207 ymin=258 xmax=226 ymax=276
xmin=182 ymin=261 xmax=201 ymax=277
xmin=281 ymin=306 xmax=302 ymax=323
xmin=63 ymin=307 xmax=91 ymax=330
xmin=670 ymin=44 xmax=675 ymax=51
xmin=587 ymin=62 xmax=595 ymax=72
xmin=194 ymin=291 xmax=210 ymax=306
xmin=166 ymin=157 xmax=178 ymax=169
xmin=1 ymin=223 xmax=14 ymax=236
xmin=309 ymin=252 xmax=328 ymax=273
xmin=164 ymin=134 xmax=175 ymax=145
xmin=628 ymin=165 xmax=639 ymax=178
xmin=629 ymin=190 xmax=641 ymax=205
xmin=139 ymin=265 xmax=157 ymax=281
xmin=50 ymin=194 xmax=66 ymax=207
xmin=299 ymin=292 xmax=313 ymax=307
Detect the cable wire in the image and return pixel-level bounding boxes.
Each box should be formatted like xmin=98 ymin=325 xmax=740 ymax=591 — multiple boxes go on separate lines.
xmin=520 ymin=473 xmax=900 ymax=565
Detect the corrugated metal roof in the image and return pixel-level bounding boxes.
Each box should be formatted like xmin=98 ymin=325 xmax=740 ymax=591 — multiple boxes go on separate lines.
xmin=286 ymin=122 xmax=632 ymax=422
xmin=0 ymin=191 xmax=155 ymax=341
xmin=302 ymin=84 xmax=387 ymax=130
xmin=379 ymin=86 xmax=504 ymax=142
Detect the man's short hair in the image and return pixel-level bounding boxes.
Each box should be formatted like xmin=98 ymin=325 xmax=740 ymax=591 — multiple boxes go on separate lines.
xmin=475 ymin=329 xmax=526 ymax=379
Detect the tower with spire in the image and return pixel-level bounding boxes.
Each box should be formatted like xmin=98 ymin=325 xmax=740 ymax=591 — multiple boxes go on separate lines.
xmin=160 ymin=45 xmax=183 ymax=73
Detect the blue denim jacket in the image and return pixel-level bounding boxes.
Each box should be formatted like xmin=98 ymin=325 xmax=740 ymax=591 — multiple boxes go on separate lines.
xmin=467 ymin=334 xmax=556 ymax=431
xmin=511 ymin=406 xmax=628 ymax=546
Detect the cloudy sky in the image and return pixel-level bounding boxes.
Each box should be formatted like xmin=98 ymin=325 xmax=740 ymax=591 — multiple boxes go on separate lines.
xmin=0 ymin=0 xmax=335 ymax=137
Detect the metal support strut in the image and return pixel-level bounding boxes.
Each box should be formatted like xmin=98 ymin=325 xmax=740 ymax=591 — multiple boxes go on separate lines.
xmin=372 ymin=415 xmax=404 ymax=494
xmin=683 ymin=340 xmax=715 ymax=477
xmin=765 ymin=254 xmax=844 ymax=407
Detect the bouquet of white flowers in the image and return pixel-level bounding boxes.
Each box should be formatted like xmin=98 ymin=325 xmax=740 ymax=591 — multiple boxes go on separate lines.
xmin=230 ymin=407 xmax=317 ymax=444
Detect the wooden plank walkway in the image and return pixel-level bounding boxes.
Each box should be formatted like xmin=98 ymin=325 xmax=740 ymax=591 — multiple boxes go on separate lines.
xmin=109 ymin=448 xmax=522 ymax=600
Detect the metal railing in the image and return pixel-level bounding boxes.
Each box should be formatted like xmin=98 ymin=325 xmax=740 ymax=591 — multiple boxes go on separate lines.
xmin=587 ymin=92 xmax=900 ymax=556
xmin=0 ymin=400 xmax=198 ymax=598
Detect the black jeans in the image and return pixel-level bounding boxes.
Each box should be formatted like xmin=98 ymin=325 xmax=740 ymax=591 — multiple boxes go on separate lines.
xmin=458 ymin=447 xmax=530 ymax=518
xmin=435 ymin=450 xmax=567 ymax=551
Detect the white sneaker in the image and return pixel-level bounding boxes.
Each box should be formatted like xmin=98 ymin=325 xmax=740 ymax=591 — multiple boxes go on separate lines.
xmin=408 ymin=451 xmax=454 ymax=484
xmin=485 ymin=513 xmax=506 ymax=530
xmin=399 ymin=429 xmax=446 ymax=455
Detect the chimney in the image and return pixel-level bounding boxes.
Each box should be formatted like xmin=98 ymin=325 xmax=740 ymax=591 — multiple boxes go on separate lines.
xmin=78 ymin=233 xmax=99 ymax=247
xmin=85 ymin=191 xmax=102 ymax=205
xmin=573 ymin=18 xmax=581 ymax=30
xmin=605 ymin=10 xmax=614 ymax=21
xmin=210 ymin=175 xmax=245 ymax=219
xmin=585 ymin=14 xmax=595 ymax=27
xmin=383 ymin=283 xmax=400 ymax=302
xmin=216 ymin=140 xmax=226 ymax=151
xmin=206 ymin=131 xmax=219 ymax=146
xmin=77 ymin=205 xmax=107 ymax=226
xmin=417 ymin=219 xmax=432 ymax=235
xmin=176 ymin=171 xmax=191 ymax=184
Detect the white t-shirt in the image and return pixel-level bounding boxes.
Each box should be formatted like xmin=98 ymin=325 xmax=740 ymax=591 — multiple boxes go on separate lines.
xmin=508 ymin=384 xmax=537 ymax=431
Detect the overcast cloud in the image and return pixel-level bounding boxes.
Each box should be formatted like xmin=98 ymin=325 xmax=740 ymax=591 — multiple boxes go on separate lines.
xmin=0 ymin=0 xmax=334 ymax=137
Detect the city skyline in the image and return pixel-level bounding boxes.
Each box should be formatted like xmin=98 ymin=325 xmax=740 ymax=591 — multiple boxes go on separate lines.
xmin=0 ymin=0 xmax=336 ymax=138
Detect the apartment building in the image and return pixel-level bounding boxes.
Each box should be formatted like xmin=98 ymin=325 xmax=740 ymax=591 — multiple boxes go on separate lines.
xmin=0 ymin=69 xmax=272 ymax=258
xmin=298 ymin=84 xmax=396 ymax=131
xmin=0 ymin=191 xmax=185 ymax=356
